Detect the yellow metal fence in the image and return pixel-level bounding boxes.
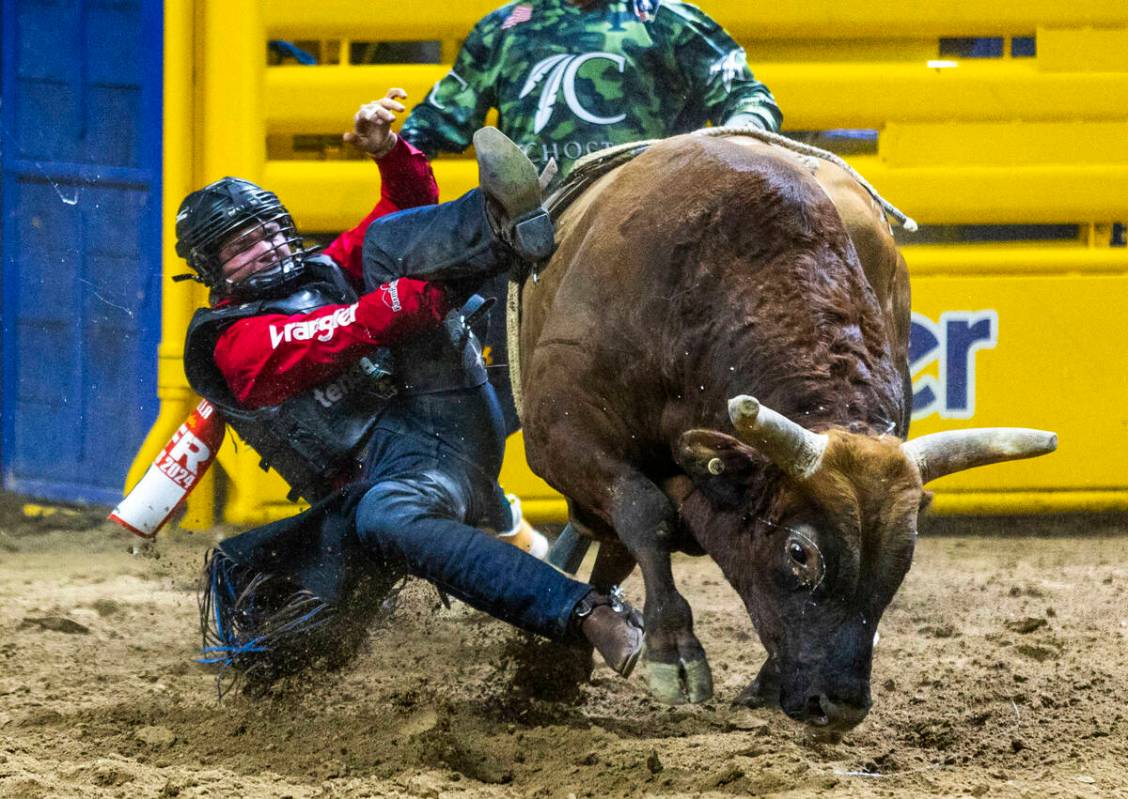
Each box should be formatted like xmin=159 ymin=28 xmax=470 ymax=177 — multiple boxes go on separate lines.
xmin=143 ymin=0 xmax=1128 ymax=526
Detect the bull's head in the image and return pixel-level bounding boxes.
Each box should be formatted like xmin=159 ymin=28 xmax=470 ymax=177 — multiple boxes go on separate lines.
xmin=677 ymin=396 xmax=1056 ymax=732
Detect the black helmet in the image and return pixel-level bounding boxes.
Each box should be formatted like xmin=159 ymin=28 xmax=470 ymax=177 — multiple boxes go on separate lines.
xmin=175 ymin=177 xmax=307 ymax=298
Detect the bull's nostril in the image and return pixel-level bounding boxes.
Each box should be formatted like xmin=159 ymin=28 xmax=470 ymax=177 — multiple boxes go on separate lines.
xmin=805 ymin=695 xmax=829 ymax=726
xmin=819 ymin=694 xmax=871 ymax=730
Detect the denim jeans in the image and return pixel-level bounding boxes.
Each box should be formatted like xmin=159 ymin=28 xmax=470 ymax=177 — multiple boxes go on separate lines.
xmin=363 ymin=188 xmax=507 ymax=287
xmin=363 ymin=189 xmax=521 ymax=433
xmin=355 ymin=383 xmax=591 ymax=642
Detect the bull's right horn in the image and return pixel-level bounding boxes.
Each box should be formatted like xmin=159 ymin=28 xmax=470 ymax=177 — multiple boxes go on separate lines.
xmin=902 ymin=428 xmax=1058 ymax=484
xmin=728 ymin=395 xmax=828 ymax=481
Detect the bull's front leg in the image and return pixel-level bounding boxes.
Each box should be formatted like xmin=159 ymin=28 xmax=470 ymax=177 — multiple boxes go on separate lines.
xmin=610 ymin=471 xmax=713 ymax=704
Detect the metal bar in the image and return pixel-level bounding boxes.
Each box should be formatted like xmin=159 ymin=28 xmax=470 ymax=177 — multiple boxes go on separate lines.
xmin=546 ymin=523 xmax=592 ymax=575
xmin=264 ymin=157 xmax=1128 ymax=229
xmin=264 ymin=0 xmax=1128 ymax=40
xmin=903 ymin=244 xmax=1128 ymax=276
xmin=1 ymin=0 xmax=18 ymax=479
xmin=264 ymin=60 xmax=1128 ymax=134
xmin=201 ymin=0 xmax=265 ymax=183
xmin=931 ymin=491 xmax=1128 ymax=515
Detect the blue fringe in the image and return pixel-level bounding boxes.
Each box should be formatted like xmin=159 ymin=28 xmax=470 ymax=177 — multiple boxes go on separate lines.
xmin=198 ymin=549 xmax=335 ymax=698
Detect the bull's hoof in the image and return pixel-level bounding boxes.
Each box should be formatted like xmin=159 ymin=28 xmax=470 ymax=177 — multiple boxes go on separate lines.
xmin=733 ymin=658 xmax=781 ymax=709
xmin=648 ymin=657 xmax=714 ymax=704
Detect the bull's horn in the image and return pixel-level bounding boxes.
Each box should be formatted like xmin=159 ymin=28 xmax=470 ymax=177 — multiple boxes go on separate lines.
xmin=902 ymin=428 xmax=1058 ymax=484
xmin=727 ymin=395 xmax=828 ymax=480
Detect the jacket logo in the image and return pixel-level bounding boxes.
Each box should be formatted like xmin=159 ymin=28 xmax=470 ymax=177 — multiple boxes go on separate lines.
xmin=520 ymin=53 xmax=628 ymax=134
xmin=380 ymin=279 xmax=402 ymax=312
xmin=710 ymin=49 xmax=747 ymax=94
xmin=313 ymin=365 xmax=365 ymax=408
xmin=268 ymin=304 xmax=359 ymax=349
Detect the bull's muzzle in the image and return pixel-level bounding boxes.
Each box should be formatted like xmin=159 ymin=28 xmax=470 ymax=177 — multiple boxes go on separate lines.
xmin=786 ymin=688 xmax=872 ymax=732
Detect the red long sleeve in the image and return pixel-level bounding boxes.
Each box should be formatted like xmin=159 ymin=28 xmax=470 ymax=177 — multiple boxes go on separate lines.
xmin=323 ymin=136 xmax=440 ymax=284
xmin=214 ymin=278 xmax=448 ymax=408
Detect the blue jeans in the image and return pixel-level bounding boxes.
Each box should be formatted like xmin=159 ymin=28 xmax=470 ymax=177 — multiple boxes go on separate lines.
xmin=355 ymin=383 xmax=591 ymax=642
xmin=363 ymin=189 xmax=506 ymax=287
xmin=363 ymin=189 xmax=521 ymax=434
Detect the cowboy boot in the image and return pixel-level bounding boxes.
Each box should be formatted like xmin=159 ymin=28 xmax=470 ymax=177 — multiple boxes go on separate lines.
xmin=573 ymin=586 xmax=645 ymax=678
xmin=473 ymin=126 xmax=556 ymax=263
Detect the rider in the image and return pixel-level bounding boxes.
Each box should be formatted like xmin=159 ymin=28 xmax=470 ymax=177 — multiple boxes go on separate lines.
xmin=178 ymin=92 xmax=643 ymax=688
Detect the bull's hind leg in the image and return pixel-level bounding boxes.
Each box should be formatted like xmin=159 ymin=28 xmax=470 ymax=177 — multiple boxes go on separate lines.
xmin=607 ymin=471 xmax=713 ymax=704
xmin=589 ymin=539 xmax=636 ymax=593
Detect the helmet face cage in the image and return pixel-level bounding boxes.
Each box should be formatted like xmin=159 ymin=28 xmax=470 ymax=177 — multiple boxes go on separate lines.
xmin=176 ymin=178 xmax=308 ymax=299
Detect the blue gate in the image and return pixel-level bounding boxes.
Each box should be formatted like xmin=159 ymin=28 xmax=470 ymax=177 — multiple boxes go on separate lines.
xmin=1 ymin=0 xmax=163 ymax=505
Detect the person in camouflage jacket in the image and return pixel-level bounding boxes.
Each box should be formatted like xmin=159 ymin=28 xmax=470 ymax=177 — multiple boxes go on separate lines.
xmin=401 ymin=0 xmax=782 ymax=176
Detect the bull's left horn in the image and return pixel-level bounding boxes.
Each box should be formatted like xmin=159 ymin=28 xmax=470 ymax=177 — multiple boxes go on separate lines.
xmin=903 ymin=428 xmax=1058 ymax=484
xmin=727 ymin=396 xmax=828 ymax=480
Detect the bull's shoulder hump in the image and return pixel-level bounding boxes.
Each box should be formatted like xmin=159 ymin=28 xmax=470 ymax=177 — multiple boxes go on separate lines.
xmin=636 ymin=134 xmax=821 ymax=190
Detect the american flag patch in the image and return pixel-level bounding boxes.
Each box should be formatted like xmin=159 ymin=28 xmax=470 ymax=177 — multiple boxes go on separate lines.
xmin=501 ymin=4 xmax=533 ymax=29
xmin=632 ymin=0 xmax=661 ymax=20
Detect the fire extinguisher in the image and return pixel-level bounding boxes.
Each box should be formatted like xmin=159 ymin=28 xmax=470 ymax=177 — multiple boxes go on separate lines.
xmin=109 ymin=398 xmax=225 ymax=539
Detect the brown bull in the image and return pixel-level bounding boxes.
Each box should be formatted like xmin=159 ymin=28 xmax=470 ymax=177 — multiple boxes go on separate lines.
xmin=517 ymin=133 xmax=1056 ymax=731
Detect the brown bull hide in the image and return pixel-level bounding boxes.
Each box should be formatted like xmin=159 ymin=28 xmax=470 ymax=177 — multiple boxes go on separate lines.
xmin=516 ymin=133 xmax=1050 ymax=730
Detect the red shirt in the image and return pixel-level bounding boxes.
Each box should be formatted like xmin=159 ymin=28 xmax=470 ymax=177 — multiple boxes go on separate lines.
xmin=213 ymin=138 xmax=446 ymax=408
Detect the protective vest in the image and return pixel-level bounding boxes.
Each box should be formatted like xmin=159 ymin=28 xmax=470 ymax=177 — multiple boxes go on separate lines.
xmin=184 ymin=256 xmax=394 ymax=503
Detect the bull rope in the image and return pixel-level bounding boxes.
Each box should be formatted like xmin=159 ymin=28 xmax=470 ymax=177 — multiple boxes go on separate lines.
xmin=507 ymin=278 xmax=525 ymax=421
xmin=505 ymin=126 xmax=918 ymax=422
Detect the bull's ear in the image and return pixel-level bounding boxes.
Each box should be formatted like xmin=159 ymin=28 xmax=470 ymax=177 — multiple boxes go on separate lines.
xmin=676 ymin=429 xmax=761 ymax=506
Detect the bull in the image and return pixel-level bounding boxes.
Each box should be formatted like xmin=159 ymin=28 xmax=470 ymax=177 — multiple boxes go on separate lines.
xmin=515 ymin=132 xmax=1056 ymax=731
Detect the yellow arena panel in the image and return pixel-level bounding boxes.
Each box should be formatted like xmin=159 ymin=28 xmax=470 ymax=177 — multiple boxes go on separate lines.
xmin=263 ymin=0 xmax=1128 ymax=41
xmin=907 ymin=272 xmax=1128 ymax=500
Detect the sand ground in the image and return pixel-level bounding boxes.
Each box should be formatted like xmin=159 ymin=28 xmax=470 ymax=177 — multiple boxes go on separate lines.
xmin=1 ymin=506 xmax=1127 ymax=798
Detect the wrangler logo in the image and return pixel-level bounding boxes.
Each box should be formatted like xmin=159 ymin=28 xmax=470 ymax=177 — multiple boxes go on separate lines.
xmin=269 ymin=304 xmax=359 ymax=349
xmin=910 ymin=310 xmax=998 ymax=420
xmin=380 ymin=280 xmax=402 ymax=312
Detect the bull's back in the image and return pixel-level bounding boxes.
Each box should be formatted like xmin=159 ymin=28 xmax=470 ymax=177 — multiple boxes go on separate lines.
xmin=520 ymin=135 xmax=796 ymax=380
xmin=519 ymin=135 xmax=855 ymax=437
xmin=520 ymin=134 xmax=908 ymax=381
xmin=517 ymin=132 xmax=908 ymax=504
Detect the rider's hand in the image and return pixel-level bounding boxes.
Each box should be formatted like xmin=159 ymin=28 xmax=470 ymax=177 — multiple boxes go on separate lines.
xmin=343 ymin=88 xmax=408 ymax=160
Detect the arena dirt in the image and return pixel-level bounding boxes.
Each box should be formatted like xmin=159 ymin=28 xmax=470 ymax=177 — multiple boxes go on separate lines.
xmin=1 ymin=507 xmax=1127 ymax=798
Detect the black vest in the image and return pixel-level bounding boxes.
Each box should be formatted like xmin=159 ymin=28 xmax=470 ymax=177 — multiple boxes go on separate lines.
xmin=184 ymin=256 xmax=394 ymax=503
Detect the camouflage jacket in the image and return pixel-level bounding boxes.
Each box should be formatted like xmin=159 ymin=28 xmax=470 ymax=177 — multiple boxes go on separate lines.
xmin=400 ymin=0 xmax=782 ymax=175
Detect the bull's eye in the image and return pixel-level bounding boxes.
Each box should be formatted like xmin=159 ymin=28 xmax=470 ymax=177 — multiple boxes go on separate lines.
xmin=783 ymin=532 xmax=823 ymax=589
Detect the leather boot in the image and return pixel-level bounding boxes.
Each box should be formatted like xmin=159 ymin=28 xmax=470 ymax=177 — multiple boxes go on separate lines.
xmin=573 ymin=587 xmax=645 ymax=678
xmin=473 ymin=126 xmax=556 ymax=263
